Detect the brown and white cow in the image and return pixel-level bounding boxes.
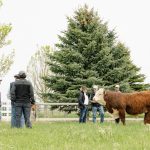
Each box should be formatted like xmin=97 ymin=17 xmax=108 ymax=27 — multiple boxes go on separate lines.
xmin=93 ymin=89 xmax=150 ymax=125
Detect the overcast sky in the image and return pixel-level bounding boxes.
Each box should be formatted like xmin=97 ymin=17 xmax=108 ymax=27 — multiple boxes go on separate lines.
xmin=0 ymin=0 xmax=150 ymax=100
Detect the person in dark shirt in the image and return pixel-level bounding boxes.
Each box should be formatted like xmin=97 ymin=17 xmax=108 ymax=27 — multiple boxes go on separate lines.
xmin=8 ymin=74 xmax=25 ymax=128
xmin=90 ymin=85 xmax=104 ymax=123
xmin=78 ymin=86 xmax=89 ymax=123
xmin=10 ymin=71 xmax=35 ymax=128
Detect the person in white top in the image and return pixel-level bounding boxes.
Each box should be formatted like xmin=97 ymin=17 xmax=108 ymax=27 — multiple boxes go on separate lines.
xmin=78 ymin=86 xmax=89 ymax=123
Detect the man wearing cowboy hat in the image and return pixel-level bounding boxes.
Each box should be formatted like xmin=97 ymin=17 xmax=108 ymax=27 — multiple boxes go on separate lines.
xmin=10 ymin=71 xmax=35 ymax=128
xmin=8 ymin=74 xmax=25 ymax=127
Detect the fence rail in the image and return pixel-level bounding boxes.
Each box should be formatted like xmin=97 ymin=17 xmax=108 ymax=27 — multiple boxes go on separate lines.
xmin=37 ymin=103 xmax=78 ymax=106
xmin=33 ymin=103 xmax=79 ymax=121
xmin=30 ymin=103 xmax=144 ymax=122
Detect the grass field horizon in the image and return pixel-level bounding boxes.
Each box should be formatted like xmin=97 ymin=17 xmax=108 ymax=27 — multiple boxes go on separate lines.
xmin=0 ymin=121 xmax=150 ymax=150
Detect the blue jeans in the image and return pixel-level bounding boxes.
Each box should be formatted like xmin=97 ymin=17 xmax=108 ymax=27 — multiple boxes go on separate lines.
xmin=92 ymin=105 xmax=104 ymax=123
xmin=11 ymin=104 xmax=25 ymax=128
xmin=15 ymin=103 xmax=32 ymax=128
xmin=79 ymin=106 xmax=88 ymax=123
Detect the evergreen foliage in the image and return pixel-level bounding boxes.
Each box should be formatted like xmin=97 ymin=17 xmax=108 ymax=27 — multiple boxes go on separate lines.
xmin=44 ymin=5 xmax=149 ymax=103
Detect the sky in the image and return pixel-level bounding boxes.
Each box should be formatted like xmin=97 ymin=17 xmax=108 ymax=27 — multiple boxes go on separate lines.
xmin=0 ymin=0 xmax=150 ymax=100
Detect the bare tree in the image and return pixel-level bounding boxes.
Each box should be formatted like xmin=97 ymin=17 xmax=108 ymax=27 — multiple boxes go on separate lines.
xmin=26 ymin=45 xmax=53 ymax=102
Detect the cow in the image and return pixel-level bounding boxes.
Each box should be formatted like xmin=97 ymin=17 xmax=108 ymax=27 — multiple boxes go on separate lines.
xmin=93 ymin=89 xmax=150 ymax=125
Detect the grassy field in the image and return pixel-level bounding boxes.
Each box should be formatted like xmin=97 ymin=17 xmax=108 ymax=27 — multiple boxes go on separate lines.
xmin=36 ymin=110 xmax=145 ymax=118
xmin=0 ymin=121 xmax=150 ymax=150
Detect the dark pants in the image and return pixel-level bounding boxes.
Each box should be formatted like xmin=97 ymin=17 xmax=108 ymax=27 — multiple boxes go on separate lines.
xmin=11 ymin=104 xmax=25 ymax=128
xmin=15 ymin=102 xmax=32 ymax=128
xmin=79 ymin=106 xmax=88 ymax=123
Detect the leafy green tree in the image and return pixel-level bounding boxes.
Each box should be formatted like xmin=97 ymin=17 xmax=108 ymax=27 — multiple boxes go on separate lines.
xmin=0 ymin=0 xmax=2 ymax=6
xmin=0 ymin=2 xmax=14 ymax=78
xmin=0 ymin=49 xmax=14 ymax=77
xmin=44 ymin=5 xmax=149 ymax=103
xmin=26 ymin=46 xmax=53 ymax=102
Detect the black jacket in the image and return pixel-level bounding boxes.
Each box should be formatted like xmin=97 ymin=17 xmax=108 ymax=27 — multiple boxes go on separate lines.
xmin=78 ymin=91 xmax=85 ymax=108
xmin=10 ymin=79 xmax=35 ymax=104
xmin=78 ymin=91 xmax=89 ymax=108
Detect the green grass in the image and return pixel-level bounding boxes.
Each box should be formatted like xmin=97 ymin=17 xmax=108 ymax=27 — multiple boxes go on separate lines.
xmin=36 ymin=110 xmax=145 ymax=118
xmin=0 ymin=121 xmax=150 ymax=150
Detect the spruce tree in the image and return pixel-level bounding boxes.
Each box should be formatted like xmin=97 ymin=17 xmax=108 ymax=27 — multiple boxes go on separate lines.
xmin=45 ymin=5 xmax=149 ymax=103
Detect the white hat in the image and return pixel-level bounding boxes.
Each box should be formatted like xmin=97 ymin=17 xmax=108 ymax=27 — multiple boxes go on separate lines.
xmin=115 ymin=84 xmax=120 ymax=88
xmin=92 ymin=85 xmax=99 ymax=89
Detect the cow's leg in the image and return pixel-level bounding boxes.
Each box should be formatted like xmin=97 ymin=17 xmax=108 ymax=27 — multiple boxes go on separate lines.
xmin=144 ymin=112 xmax=150 ymax=124
xmin=119 ymin=109 xmax=126 ymax=125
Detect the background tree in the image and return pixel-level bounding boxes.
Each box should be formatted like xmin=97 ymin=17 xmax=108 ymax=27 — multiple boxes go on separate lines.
xmin=0 ymin=0 xmax=2 ymax=6
xmin=0 ymin=2 xmax=14 ymax=78
xmin=44 ymin=5 xmax=149 ymax=103
xmin=0 ymin=49 xmax=14 ymax=77
xmin=26 ymin=45 xmax=53 ymax=102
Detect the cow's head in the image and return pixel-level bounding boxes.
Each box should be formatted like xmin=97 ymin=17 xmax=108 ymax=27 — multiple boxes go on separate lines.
xmin=93 ymin=88 xmax=106 ymax=106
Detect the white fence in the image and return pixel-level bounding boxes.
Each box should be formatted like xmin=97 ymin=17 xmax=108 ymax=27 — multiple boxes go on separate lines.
xmin=0 ymin=102 xmax=144 ymax=122
xmin=35 ymin=103 xmax=79 ymax=121
xmin=34 ymin=103 xmax=143 ymax=122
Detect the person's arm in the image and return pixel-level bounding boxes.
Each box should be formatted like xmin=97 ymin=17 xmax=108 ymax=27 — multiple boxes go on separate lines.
xmin=29 ymin=82 xmax=35 ymax=104
xmin=90 ymin=93 xmax=97 ymax=103
xmin=7 ymin=83 xmax=11 ymax=100
xmin=78 ymin=92 xmax=85 ymax=107
xmin=10 ymin=83 xmax=16 ymax=102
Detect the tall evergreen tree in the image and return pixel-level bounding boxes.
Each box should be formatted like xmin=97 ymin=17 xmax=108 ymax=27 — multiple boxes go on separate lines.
xmin=45 ymin=5 xmax=149 ymax=103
